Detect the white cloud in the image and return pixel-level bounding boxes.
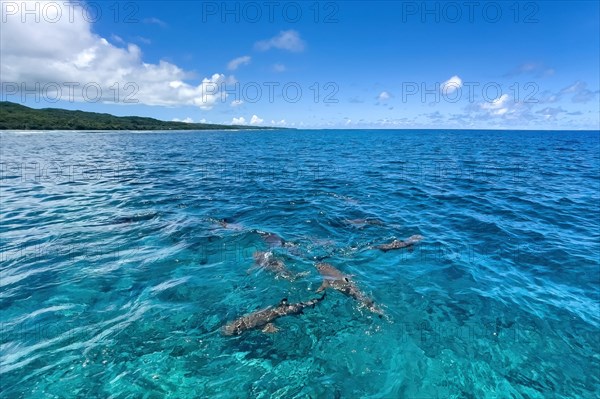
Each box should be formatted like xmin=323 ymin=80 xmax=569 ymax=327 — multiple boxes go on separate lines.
xmin=111 ymin=34 xmax=125 ymax=45
xmin=135 ymin=36 xmax=152 ymax=45
xmin=230 ymin=100 xmax=244 ymax=107
xmin=172 ymin=117 xmax=194 ymax=123
xmin=143 ymin=17 xmax=167 ymax=28
xmin=561 ymin=81 xmax=586 ymax=94
xmin=255 ymin=30 xmax=305 ymax=52
xmin=440 ymin=75 xmax=463 ymax=94
xmin=377 ymin=91 xmax=391 ymax=101
xmin=232 ymin=117 xmax=246 ymax=124
xmin=536 ymin=107 xmax=567 ymax=120
xmin=480 ymin=94 xmax=511 ymax=116
xmin=273 ymin=63 xmax=286 ymax=72
xmin=270 ymin=119 xmax=286 ymax=125
xmin=472 ymin=93 xmax=539 ymax=122
xmin=536 ymin=81 xmax=599 ymax=105
xmin=250 ymin=115 xmax=264 ymax=125
xmin=227 ymin=56 xmax=251 ymax=71
xmin=559 ymin=81 xmax=599 ymax=103
xmin=0 ymin=1 xmax=229 ymax=109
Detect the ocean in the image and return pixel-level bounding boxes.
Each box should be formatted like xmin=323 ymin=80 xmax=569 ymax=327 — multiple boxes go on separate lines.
xmin=1 ymin=129 xmax=599 ymax=398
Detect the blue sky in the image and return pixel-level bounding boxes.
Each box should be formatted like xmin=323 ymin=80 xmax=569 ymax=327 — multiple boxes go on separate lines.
xmin=1 ymin=0 xmax=599 ymax=129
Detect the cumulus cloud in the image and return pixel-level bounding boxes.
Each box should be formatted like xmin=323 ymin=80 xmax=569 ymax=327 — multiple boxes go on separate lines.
xmin=537 ymin=81 xmax=599 ymax=105
xmin=417 ymin=86 xmax=595 ymax=128
xmin=377 ymin=91 xmax=391 ymax=102
xmin=232 ymin=116 xmax=246 ymax=124
xmin=0 ymin=1 xmax=229 ymax=109
xmin=135 ymin=36 xmax=152 ymax=45
xmin=480 ymin=94 xmax=511 ymax=116
xmin=255 ymin=30 xmax=305 ymax=52
xmin=440 ymin=75 xmax=463 ymax=94
xmin=227 ymin=56 xmax=251 ymax=71
xmin=250 ymin=115 xmax=264 ymax=125
xmin=172 ymin=117 xmax=194 ymax=123
xmin=270 ymin=119 xmax=286 ymax=125
xmin=535 ymin=107 xmax=567 ymax=120
xmin=111 ymin=34 xmax=125 ymax=45
xmin=143 ymin=17 xmax=167 ymax=28
xmin=230 ymin=100 xmax=244 ymax=107
xmin=461 ymin=93 xmax=539 ymax=125
xmin=559 ymin=81 xmax=600 ymax=103
xmin=560 ymin=81 xmax=586 ymax=95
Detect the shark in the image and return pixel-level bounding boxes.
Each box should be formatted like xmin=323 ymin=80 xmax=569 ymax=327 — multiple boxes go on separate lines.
xmin=251 ymin=251 xmax=304 ymax=281
xmin=222 ymin=293 xmax=326 ymax=335
xmin=315 ymin=263 xmax=383 ymax=316
xmin=256 ymin=230 xmax=287 ymax=247
xmin=376 ymin=235 xmax=423 ymax=252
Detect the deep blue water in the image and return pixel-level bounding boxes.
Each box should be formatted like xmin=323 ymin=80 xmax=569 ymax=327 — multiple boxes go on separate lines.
xmin=0 ymin=129 xmax=599 ymax=398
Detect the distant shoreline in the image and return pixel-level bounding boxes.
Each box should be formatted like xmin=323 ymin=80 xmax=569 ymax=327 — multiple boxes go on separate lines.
xmin=1 ymin=102 xmax=598 ymax=132
xmin=1 ymin=128 xmax=598 ymax=133
xmin=0 ymin=101 xmax=280 ymax=131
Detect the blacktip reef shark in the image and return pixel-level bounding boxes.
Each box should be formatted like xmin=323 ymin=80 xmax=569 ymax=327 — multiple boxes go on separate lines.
xmin=315 ymin=263 xmax=384 ymax=316
xmin=255 ymin=230 xmax=305 ymax=257
xmin=222 ymin=293 xmax=326 ymax=336
xmin=251 ymin=251 xmax=309 ymax=281
xmin=256 ymin=230 xmax=287 ymax=247
xmin=376 ymin=234 xmax=424 ymax=252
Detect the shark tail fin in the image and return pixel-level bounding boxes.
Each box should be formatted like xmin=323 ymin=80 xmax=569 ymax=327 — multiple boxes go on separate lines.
xmin=307 ymin=291 xmax=327 ymax=308
xmin=316 ymin=280 xmax=329 ymax=293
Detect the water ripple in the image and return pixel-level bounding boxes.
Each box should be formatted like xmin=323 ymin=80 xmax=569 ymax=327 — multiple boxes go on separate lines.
xmin=1 ymin=129 xmax=598 ymax=398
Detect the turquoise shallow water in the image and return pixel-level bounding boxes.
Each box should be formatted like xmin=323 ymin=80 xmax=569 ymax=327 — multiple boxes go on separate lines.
xmin=0 ymin=129 xmax=599 ymax=398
